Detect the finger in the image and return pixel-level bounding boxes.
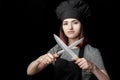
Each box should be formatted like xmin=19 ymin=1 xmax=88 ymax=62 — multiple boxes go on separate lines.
xmin=47 ymin=53 xmax=54 ymax=59
xmin=42 ymin=58 xmax=49 ymax=64
xmin=53 ymin=53 xmax=59 ymax=59
xmin=77 ymin=60 xmax=86 ymax=66
xmin=75 ymin=58 xmax=85 ymax=64
xmin=75 ymin=58 xmax=82 ymax=64
xmin=43 ymin=55 xmax=51 ymax=63
xmin=37 ymin=56 xmax=43 ymax=62
xmin=44 ymin=54 xmax=54 ymax=64
xmin=80 ymin=64 xmax=89 ymax=69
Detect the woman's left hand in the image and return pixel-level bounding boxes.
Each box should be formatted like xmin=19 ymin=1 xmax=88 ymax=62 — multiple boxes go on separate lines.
xmin=75 ymin=58 xmax=94 ymax=72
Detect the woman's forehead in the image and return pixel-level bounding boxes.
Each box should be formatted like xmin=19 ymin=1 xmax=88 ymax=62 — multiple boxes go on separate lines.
xmin=63 ymin=18 xmax=78 ymax=22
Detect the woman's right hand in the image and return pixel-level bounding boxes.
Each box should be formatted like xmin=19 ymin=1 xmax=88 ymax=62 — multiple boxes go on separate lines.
xmin=37 ymin=53 xmax=55 ymax=65
xmin=27 ymin=53 xmax=55 ymax=75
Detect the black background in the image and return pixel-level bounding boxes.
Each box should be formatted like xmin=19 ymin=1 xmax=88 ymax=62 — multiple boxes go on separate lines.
xmin=1 ymin=0 xmax=117 ymax=80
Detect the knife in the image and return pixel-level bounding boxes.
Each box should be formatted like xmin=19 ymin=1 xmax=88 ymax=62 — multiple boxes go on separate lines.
xmin=53 ymin=34 xmax=80 ymax=60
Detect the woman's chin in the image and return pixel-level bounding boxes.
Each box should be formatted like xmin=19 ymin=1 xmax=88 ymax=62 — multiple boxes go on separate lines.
xmin=67 ymin=35 xmax=76 ymax=39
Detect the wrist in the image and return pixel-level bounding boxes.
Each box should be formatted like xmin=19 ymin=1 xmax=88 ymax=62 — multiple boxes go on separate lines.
xmin=91 ymin=64 xmax=97 ymax=73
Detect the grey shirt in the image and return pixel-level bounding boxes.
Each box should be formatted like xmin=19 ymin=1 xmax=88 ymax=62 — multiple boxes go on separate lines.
xmin=48 ymin=44 xmax=106 ymax=80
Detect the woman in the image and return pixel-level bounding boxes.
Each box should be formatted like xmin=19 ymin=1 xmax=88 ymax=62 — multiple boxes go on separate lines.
xmin=27 ymin=0 xmax=110 ymax=80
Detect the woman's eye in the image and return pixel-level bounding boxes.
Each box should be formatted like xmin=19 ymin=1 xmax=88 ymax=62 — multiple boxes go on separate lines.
xmin=73 ymin=21 xmax=78 ymax=24
xmin=63 ymin=23 xmax=68 ymax=25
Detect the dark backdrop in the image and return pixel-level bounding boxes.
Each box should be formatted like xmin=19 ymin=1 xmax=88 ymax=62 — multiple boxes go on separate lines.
xmin=1 ymin=0 xmax=116 ymax=80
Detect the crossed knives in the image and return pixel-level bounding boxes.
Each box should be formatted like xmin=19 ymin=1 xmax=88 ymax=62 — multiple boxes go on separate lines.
xmin=53 ymin=34 xmax=84 ymax=60
xmin=53 ymin=34 xmax=91 ymax=72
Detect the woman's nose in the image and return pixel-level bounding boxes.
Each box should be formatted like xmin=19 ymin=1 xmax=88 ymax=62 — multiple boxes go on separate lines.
xmin=68 ymin=23 xmax=73 ymax=29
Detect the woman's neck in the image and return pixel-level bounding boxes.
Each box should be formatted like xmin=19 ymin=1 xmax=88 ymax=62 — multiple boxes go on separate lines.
xmin=68 ymin=38 xmax=79 ymax=47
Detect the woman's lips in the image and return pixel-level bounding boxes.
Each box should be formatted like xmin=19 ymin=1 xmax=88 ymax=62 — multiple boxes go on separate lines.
xmin=67 ymin=31 xmax=75 ymax=34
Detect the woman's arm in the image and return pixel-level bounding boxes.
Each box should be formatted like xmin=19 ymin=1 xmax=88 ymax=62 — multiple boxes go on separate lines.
xmin=75 ymin=58 xmax=110 ymax=80
xmin=27 ymin=53 xmax=54 ymax=75
xmin=92 ymin=65 xmax=110 ymax=80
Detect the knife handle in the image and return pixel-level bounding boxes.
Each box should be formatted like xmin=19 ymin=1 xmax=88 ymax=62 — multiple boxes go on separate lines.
xmin=74 ymin=56 xmax=80 ymax=61
xmin=53 ymin=53 xmax=59 ymax=59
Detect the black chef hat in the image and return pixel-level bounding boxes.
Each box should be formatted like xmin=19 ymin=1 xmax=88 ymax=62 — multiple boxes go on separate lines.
xmin=56 ymin=0 xmax=91 ymax=22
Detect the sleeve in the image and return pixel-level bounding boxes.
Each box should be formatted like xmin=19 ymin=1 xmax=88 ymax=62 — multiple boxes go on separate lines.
xmin=47 ymin=44 xmax=62 ymax=54
xmin=90 ymin=49 xmax=105 ymax=70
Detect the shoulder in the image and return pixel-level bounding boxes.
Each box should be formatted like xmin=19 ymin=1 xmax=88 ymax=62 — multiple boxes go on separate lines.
xmin=48 ymin=44 xmax=62 ymax=54
xmin=52 ymin=44 xmax=62 ymax=50
xmin=84 ymin=44 xmax=101 ymax=59
xmin=84 ymin=44 xmax=99 ymax=52
xmin=84 ymin=44 xmax=105 ymax=70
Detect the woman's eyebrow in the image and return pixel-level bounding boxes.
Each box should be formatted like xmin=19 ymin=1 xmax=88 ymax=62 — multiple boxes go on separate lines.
xmin=72 ymin=20 xmax=77 ymax=22
xmin=63 ymin=21 xmax=67 ymax=23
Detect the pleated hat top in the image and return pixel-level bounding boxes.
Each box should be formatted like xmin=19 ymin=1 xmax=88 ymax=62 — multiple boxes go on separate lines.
xmin=56 ymin=0 xmax=91 ymax=22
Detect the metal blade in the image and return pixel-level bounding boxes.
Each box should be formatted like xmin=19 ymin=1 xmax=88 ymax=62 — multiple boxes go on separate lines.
xmin=57 ymin=37 xmax=84 ymax=54
xmin=53 ymin=34 xmax=79 ymax=60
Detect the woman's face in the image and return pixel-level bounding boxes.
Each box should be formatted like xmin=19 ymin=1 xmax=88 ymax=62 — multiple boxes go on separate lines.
xmin=62 ymin=18 xmax=81 ymax=39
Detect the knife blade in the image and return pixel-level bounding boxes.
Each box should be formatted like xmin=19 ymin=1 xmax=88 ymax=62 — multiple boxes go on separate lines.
xmin=57 ymin=37 xmax=84 ymax=55
xmin=53 ymin=34 xmax=80 ymax=60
